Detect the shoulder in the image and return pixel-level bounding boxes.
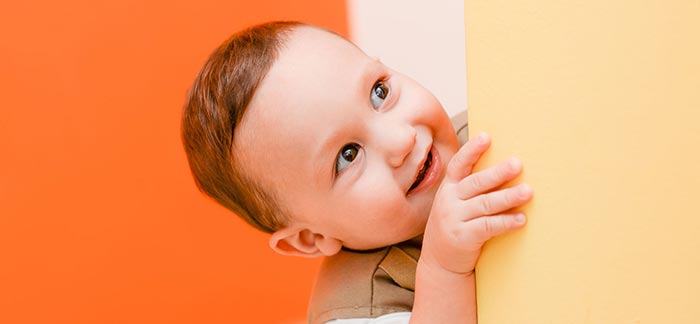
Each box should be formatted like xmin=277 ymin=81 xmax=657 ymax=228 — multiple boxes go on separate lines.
xmin=307 ymin=242 xmax=420 ymax=324
xmin=451 ymin=110 xmax=469 ymax=146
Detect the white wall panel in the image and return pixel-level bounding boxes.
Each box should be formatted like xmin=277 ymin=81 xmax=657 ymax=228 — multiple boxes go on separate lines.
xmin=347 ymin=1 xmax=467 ymax=117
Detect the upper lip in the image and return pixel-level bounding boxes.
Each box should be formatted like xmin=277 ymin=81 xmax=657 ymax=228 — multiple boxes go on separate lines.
xmin=406 ymin=141 xmax=433 ymax=194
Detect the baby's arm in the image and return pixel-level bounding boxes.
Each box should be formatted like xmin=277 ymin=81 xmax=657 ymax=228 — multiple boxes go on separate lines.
xmin=411 ymin=133 xmax=533 ymax=323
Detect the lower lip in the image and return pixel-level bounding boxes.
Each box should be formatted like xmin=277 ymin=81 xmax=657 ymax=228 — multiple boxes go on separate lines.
xmin=408 ymin=146 xmax=442 ymax=196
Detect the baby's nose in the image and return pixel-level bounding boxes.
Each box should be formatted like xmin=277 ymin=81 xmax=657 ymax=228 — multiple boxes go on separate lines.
xmin=382 ymin=125 xmax=417 ymax=168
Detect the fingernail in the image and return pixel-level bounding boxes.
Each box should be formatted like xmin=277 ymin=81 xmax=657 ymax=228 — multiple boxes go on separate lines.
xmin=478 ymin=132 xmax=489 ymax=143
xmin=520 ymin=184 xmax=532 ymax=196
xmin=509 ymin=157 xmax=521 ymax=170
xmin=515 ymin=213 xmax=526 ymax=224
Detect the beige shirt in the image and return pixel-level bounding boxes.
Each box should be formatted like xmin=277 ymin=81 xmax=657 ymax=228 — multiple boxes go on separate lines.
xmin=307 ymin=242 xmax=420 ymax=324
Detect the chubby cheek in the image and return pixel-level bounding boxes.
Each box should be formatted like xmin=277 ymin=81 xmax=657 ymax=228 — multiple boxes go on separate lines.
xmin=408 ymin=96 xmax=460 ymax=153
xmin=433 ymin=108 xmax=460 ymax=151
xmin=349 ymin=181 xmax=424 ymax=236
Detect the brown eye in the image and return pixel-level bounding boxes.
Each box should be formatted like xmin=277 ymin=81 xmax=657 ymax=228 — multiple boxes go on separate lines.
xmin=370 ymin=81 xmax=389 ymax=109
xmin=335 ymin=143 xmax=360 ymax=174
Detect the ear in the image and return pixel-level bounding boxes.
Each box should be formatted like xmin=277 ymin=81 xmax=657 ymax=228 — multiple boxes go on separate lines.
xmin=269 ymin=227 xmax=342 ymax=258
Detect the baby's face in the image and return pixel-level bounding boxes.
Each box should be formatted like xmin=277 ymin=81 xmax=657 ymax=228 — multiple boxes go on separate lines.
xmin=235 ymin=27 xmax=459 ymax=250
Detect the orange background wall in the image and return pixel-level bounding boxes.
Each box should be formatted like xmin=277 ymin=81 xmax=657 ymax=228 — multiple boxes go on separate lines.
xmin=0 ymin=1 xmax=347 ymax=323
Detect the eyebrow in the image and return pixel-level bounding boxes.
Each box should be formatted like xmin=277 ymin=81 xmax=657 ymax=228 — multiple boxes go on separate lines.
xmin=312 ymin=59 xmax=385 ymax=188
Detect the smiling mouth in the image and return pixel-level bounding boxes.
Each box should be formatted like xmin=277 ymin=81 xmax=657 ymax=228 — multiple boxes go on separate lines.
xmin=408 ymin=151 xmax=433 ymax=193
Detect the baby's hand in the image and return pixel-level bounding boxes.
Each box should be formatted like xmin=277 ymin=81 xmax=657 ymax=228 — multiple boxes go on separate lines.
xmin=420 ymin=132 xmax=533 ymax=275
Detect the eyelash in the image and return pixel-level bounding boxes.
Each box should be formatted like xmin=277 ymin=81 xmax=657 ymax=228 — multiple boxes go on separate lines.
xmin=335 ymin=143 xmax=361 ymax=176
xmin=370 ymin=78 xmax=390 ymax=110
xmin=333 ymin=77 xmax=391 ymax=177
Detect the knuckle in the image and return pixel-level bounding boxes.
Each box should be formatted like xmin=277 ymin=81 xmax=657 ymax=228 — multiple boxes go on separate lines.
xmin=479 ymin=196 xmax=492 ymax=214
xmin=447 ymin=153 xmax=470 ymax=179
xmin=492 ymin=163 xmax=505 ymax=181
xmin=499 ymin=216 xmax=509 ymax=233
xmin=456 ymin=147 xmax=471 ymax=163
xmin=469 ymin=174 xmax=483 ymax=192
xmin=503 ymin=189 xmax=515 ymax=206
xmin=449 ymin=153 xmax=463 ymax=169
xmin=482 ymin=218 xmax=493 ymax=235
xmin=482 ymin=216 xmax=508 ymax=238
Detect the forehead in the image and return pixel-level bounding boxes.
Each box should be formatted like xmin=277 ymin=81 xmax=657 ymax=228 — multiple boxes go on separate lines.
xmin=239 ymin=26 xmax=372 ymax=139
xmin=277 ymin=26 xmax=366 ymax=73
xmin=233 ymin=27 xmax=374 ymax=192
xmin=261 ymin=27 xmax=369 ymax=98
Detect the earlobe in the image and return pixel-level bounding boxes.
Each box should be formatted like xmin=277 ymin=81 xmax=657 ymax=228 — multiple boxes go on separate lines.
xmin=269 ymin=227 xmax=342 ymax=258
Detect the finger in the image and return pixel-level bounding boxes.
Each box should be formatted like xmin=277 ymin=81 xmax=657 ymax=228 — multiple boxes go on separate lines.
xmin=462 ymin=213 xmax=527 ymax=245
xmin=463 ymin=183 xmax=533 ymax=219
xmin=446 ymin=132 xmax=491 ymax=182
xmin=457 ymin=157 xmax=523 ymax=200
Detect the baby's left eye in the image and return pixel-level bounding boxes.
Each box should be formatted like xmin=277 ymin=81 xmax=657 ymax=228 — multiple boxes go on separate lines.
xmin=335 ymin=143 xmax=360 ymax=175
xmin=370 ymin=81 xmax=389 ymax=109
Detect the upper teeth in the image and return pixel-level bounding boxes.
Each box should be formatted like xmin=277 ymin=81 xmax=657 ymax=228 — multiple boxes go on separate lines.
xmin=409 ymin=151 xmax=432 ymax=192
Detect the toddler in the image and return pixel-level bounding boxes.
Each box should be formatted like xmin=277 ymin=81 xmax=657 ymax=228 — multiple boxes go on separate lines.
xmin=181 ymin=21 xmax=532 ymax=324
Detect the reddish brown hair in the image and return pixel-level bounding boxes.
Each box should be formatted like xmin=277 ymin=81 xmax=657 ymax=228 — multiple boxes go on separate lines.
xmin=181 ymin=21 xmax=301 ymax=233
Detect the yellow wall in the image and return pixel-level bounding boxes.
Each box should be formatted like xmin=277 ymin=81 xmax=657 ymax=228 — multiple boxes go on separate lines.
xmin=464 ymin=1 xmax=700 ymax=322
